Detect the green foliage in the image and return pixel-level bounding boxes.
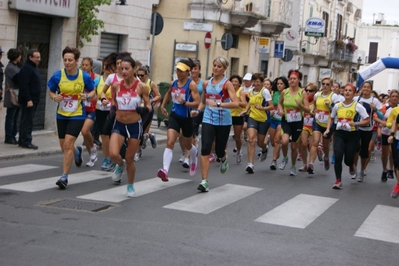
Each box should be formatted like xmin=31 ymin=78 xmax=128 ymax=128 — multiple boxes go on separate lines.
xmin=76 ymin=0 xmax=112 ymax=48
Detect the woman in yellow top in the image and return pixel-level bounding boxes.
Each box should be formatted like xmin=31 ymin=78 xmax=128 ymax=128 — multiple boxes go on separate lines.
xmin=47 ymin=46 xmax=95 ymax=189
xmin=241 ymin=73 xmax=273 ymax=173
xmin=384 ymin=103 xmax=399 ymax=198
xmin=324 ymin=84 xmax=369 ymax=189
xmin=308 ymin=77 xmax=342 ymax=174
xmin=298 ymin=83 xmax=317 ymax=172
xmin=277 ymin=69 xmax=309 ymax=176
xmin=229 ymin=74 xmax=247 ymax=164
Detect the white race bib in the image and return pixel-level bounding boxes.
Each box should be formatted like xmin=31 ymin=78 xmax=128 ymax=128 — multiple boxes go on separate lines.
xmin=171 ymin=88 xmax=186 ymax=104
xmin=285 ymin=108 xmax=302 ymax=122
xmin=316 ymin=110 xmax=329 ymax=124
xmin=336 ymin=118 xmax=352 ymax=132
xmin=60 ymin=94 xmax=79 ymax=112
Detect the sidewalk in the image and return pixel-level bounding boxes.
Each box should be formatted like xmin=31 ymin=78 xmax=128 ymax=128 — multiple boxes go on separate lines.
xmin=0 ymin=120 xmax=168 ymax=161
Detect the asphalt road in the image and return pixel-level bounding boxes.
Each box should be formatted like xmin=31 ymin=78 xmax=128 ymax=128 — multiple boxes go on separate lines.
xmin=0 ymin=140 xmax=398 ymax=266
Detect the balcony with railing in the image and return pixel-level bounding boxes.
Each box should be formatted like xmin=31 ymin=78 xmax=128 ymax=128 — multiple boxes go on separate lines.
xmin=327 ymin=40 xmax=357 ymax=62
xmin=260 ymin=0 xmax=292 ymax=36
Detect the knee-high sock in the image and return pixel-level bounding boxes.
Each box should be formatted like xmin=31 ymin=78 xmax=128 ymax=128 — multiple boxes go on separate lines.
xmin=189 ymin=145 xmax=197 ymax=164
xmin=163 ymin=148 xmax=173 ymax=172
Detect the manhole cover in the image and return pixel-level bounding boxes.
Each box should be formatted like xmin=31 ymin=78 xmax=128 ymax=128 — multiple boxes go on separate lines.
xmin=40 ymin=198 xmax=117 ymax=213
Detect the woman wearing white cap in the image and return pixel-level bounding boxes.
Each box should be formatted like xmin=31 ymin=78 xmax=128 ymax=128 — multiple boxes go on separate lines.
xmin=156 ymin=58 xmax=200 ymax=182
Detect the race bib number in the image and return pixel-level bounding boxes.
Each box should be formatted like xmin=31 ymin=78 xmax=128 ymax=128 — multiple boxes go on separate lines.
xmin=116 ymin=91 xmax=137 ymax=111
xmin=304 ymin=114 xmax=314 ymax=127
xmin=336 ymin=118 xmax=352 ymax=132
xmin=285 ymin=108 xmax=301 ymax=122
xmin=97 ymin=98 xmax=111 ymax=111
xmin=60 ymin=94 xmax=79 ymax=112
xmin=316 ymin=110 xmax=329 ymax=124
xmin=272 ymin=107 xmax=282 ymax=120
xmin=171 ymin=88 xmax=186 ymax=104
xmin=206 ymin=93 xmax=222 ymax=110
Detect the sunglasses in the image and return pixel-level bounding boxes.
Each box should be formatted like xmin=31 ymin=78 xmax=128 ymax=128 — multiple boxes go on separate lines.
xmin=322 ymin=83 xmax=331 ymax=86
xmin=137 ymin=74 xmax=145 ymax=78
xmin=305 ymin=89 xmax=315 ymax=92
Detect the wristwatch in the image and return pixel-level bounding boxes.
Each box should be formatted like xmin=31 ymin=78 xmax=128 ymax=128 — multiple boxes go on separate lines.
xmin=217 ymin=102 xmax=221 ymax=108
xmin=182 ymin=100 xmax=186 ymax=105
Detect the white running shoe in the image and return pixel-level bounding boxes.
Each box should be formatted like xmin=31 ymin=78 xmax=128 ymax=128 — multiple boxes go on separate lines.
xmin=86 ymin=144 xmax=98 ymax=167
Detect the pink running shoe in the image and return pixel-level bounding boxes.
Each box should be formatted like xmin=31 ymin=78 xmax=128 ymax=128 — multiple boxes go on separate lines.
xmin=209 ymin=154 xmax=216 ymax=163
xmin=157 ymin=168 xmax=169 ymax=182
xmin=189 ymin=156 xmax=198 ymax=176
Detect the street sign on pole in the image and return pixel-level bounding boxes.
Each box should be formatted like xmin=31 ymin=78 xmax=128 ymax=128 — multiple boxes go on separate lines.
xmin=204 ymin=32 xmax=211 ymax=49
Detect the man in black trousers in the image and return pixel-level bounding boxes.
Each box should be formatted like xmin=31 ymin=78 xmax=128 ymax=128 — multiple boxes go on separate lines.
xmin=18 ymin=49 xmax=41 ymax=149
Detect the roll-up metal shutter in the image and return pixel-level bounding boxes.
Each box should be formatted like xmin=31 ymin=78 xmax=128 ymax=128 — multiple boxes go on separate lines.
xmin=99 ymin=33 xmax=121 ymax=59
xmin=17 ymin=14 xmax=51 ymax=130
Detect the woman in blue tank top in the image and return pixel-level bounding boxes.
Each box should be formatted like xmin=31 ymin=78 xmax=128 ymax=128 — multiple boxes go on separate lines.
xmin=191 ymin=56 xmax=239 ymax=192
xmin=156 ymin=58 xmax=200 ymax=182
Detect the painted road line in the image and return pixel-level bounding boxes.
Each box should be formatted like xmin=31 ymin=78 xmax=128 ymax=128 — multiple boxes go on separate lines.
xmin=255 ymin=194 xmax=338 ymax=229
xmin=77 ymin=177 xmax=191 ymax=203
xmin=163 ymin=184 xmax=263 ymax=214
xmin=0 ymin=170 xmax=110 ymax=192
xmin=0 ymin=164 xmax=58 ymax=178
xmin=355 ymin=205 xmax=399 ymax=244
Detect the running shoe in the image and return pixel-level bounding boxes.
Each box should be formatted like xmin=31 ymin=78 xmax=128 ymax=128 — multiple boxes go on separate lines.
xmin=209 ymin=153 xmax=216 ymax=163
xmin=391 ymin=183 xmax=399 ymax=198
xmin=297 ymin=154 xmax=302 ymax=161
xmin=189 ymin=153 xmax=198 ymax=176
xmin=112 ymin=161 xmax=125 ymax=184
xmin=307 ymin=164 xmax=314 ymax=174
xmin=233 ymin=147 xmax=237 ymax=153
xmin=157 ymin=168 xmax=169 ymax=182
xmin=317 ymin=145 xmax=323 ymax=162
xmin=86 ymin=144 xmax=98 ymax=167
xmin=182 ymin=158 xmax=190 ymax=169
xmin=246 ymin=163 xmax=254 ymax=174
xmin=197 ymin=180 xmax=209 ymax=192
xmin=257 ymin=149 xmax=262 ymax=157
xmin=74 ymin=145 xmax=83 ymax=167
xmin=236 ymin=150 xmax=242 ymax=164
xmin=289 ymin=166 xmax=297 ymax=176
xmin=376 ymin=141 xmax=381 ymax=151
xmin=107 ymin=161 xmax=116 ymax=172
xmin=279 ymin=157 xmax=288 ymax=170
xmin=357 ymin=171 xmax=365 ymax=182
xmin=349 ymin=165 xmax=357 ymax=176
xmin=298 ymin=165 xmax=308 ymax=172
xmin=333 ymin=179 xmax=342 ymax=189
xmin=126 ymin=184 xmax=135 ymax=198
xmin=179 ymin=153 xmax=186 ymax=163
xmin=331 ymin=154 xmax=335 ymax=164
xmin=142 ymin=133 xmax=149 ymax=149
xmin=370 ymin=151 xmax=376 ymax=162
xmin=323 ymin=155 xmax=330 ymax=171
xmin=101 ymin=157 xmax=110 ymax=171
xmin=387 ymin=169 xmax=394 ymax=179
xmin=381 ymin=171 xmax=388 ymax=182
xmin=259 ymin=148 xmax=268 ymax=162
xmin=150 ymin=133 xmax=157 ymax=149
xmin=134 ymin=152 xmax=140 ymax=162
xmin=56 ymin=174 xmax=68 ymax=189
xmin=270 ymin=160 xmax=277 ymax=170
xmin=220 ymin=155 xmax=229 ymax=174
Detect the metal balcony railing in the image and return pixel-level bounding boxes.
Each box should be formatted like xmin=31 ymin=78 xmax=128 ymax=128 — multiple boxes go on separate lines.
xmin=327 ymin=41 xmax=354 ymax=62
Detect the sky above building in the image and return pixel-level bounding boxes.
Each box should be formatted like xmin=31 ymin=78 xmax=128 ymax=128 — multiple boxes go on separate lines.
xmin=363 ymin=0 xmax=399 ymax=24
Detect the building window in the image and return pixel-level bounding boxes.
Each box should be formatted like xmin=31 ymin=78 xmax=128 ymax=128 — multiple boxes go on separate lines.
xmin=336 ymin=14 xmax=343 ymax=39
xmin=99 ymin=32 xmax=123 ymax=59
xmin=353 ymin=27 xmax=357 ymax=40
xmin=322 ymin=11 xmax=329 ymax=37
xmin=368 ymin=42 xmax=378 ymax=63
xmin=232 ymin=34 xmax=239 ymax=49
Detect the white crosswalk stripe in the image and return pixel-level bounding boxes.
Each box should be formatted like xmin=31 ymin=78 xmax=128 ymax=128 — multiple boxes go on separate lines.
xmin=0 ymin=164 xmax=58 ymax=178
xmin=355 ymin=205 xmax=399 ymax=244
xmin=163 ymin=184 xmax=263 ymax=214
xmin=77 ymin=177 xmax=191 ymax=203
xmin=255 ymin=194 xmax=338 ymax=229
xmin=0 ymin=170 xmax=110 ymax=192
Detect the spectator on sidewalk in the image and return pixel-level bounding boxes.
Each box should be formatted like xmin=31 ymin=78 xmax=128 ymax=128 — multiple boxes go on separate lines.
xmin=3 ymin=48 xmax=22 ymax=145
xmin=18 ymin=49 xmax=41 ymax=150
xmin=0 ymin=47 xmax=4 ymax=102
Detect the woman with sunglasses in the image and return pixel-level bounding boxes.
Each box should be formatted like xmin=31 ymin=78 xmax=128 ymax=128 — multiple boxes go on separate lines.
xmin=136 ymin=66 xmax=161 ymax=155
xmin=323 ymin=84 xmax=369 ymax=189
xmin=307 ymin=77 xmax=341 ymax=174
xmin=298 ymin=83 xmax=317 ymax=172
xmin=240 ymin=73 xmax=273 ymax=173
xmin=277 ymin=69 xmax=309 ymax=176
xmin=157 ymin=58 xmax=200 ymax=182
xmin=269 ymin=76 xmax=288 ymax=170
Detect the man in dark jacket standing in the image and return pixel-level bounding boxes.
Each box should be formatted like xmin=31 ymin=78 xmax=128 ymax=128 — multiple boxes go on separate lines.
xmin=18 ymin=49 xmax=41 ymax=149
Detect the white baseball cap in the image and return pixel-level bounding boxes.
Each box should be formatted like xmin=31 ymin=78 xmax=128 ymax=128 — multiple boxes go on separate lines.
xmin=243 ymin=73 xmax=252 ymax=81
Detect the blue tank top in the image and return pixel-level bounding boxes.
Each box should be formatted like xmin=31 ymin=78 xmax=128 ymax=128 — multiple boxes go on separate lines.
xmin=202 ymin=77 xmax=232 ymax=126
xmin=197 ymin=79 xmax=204 ymax=97
xmin=171 ymin=78 xmax=192 ymax=118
